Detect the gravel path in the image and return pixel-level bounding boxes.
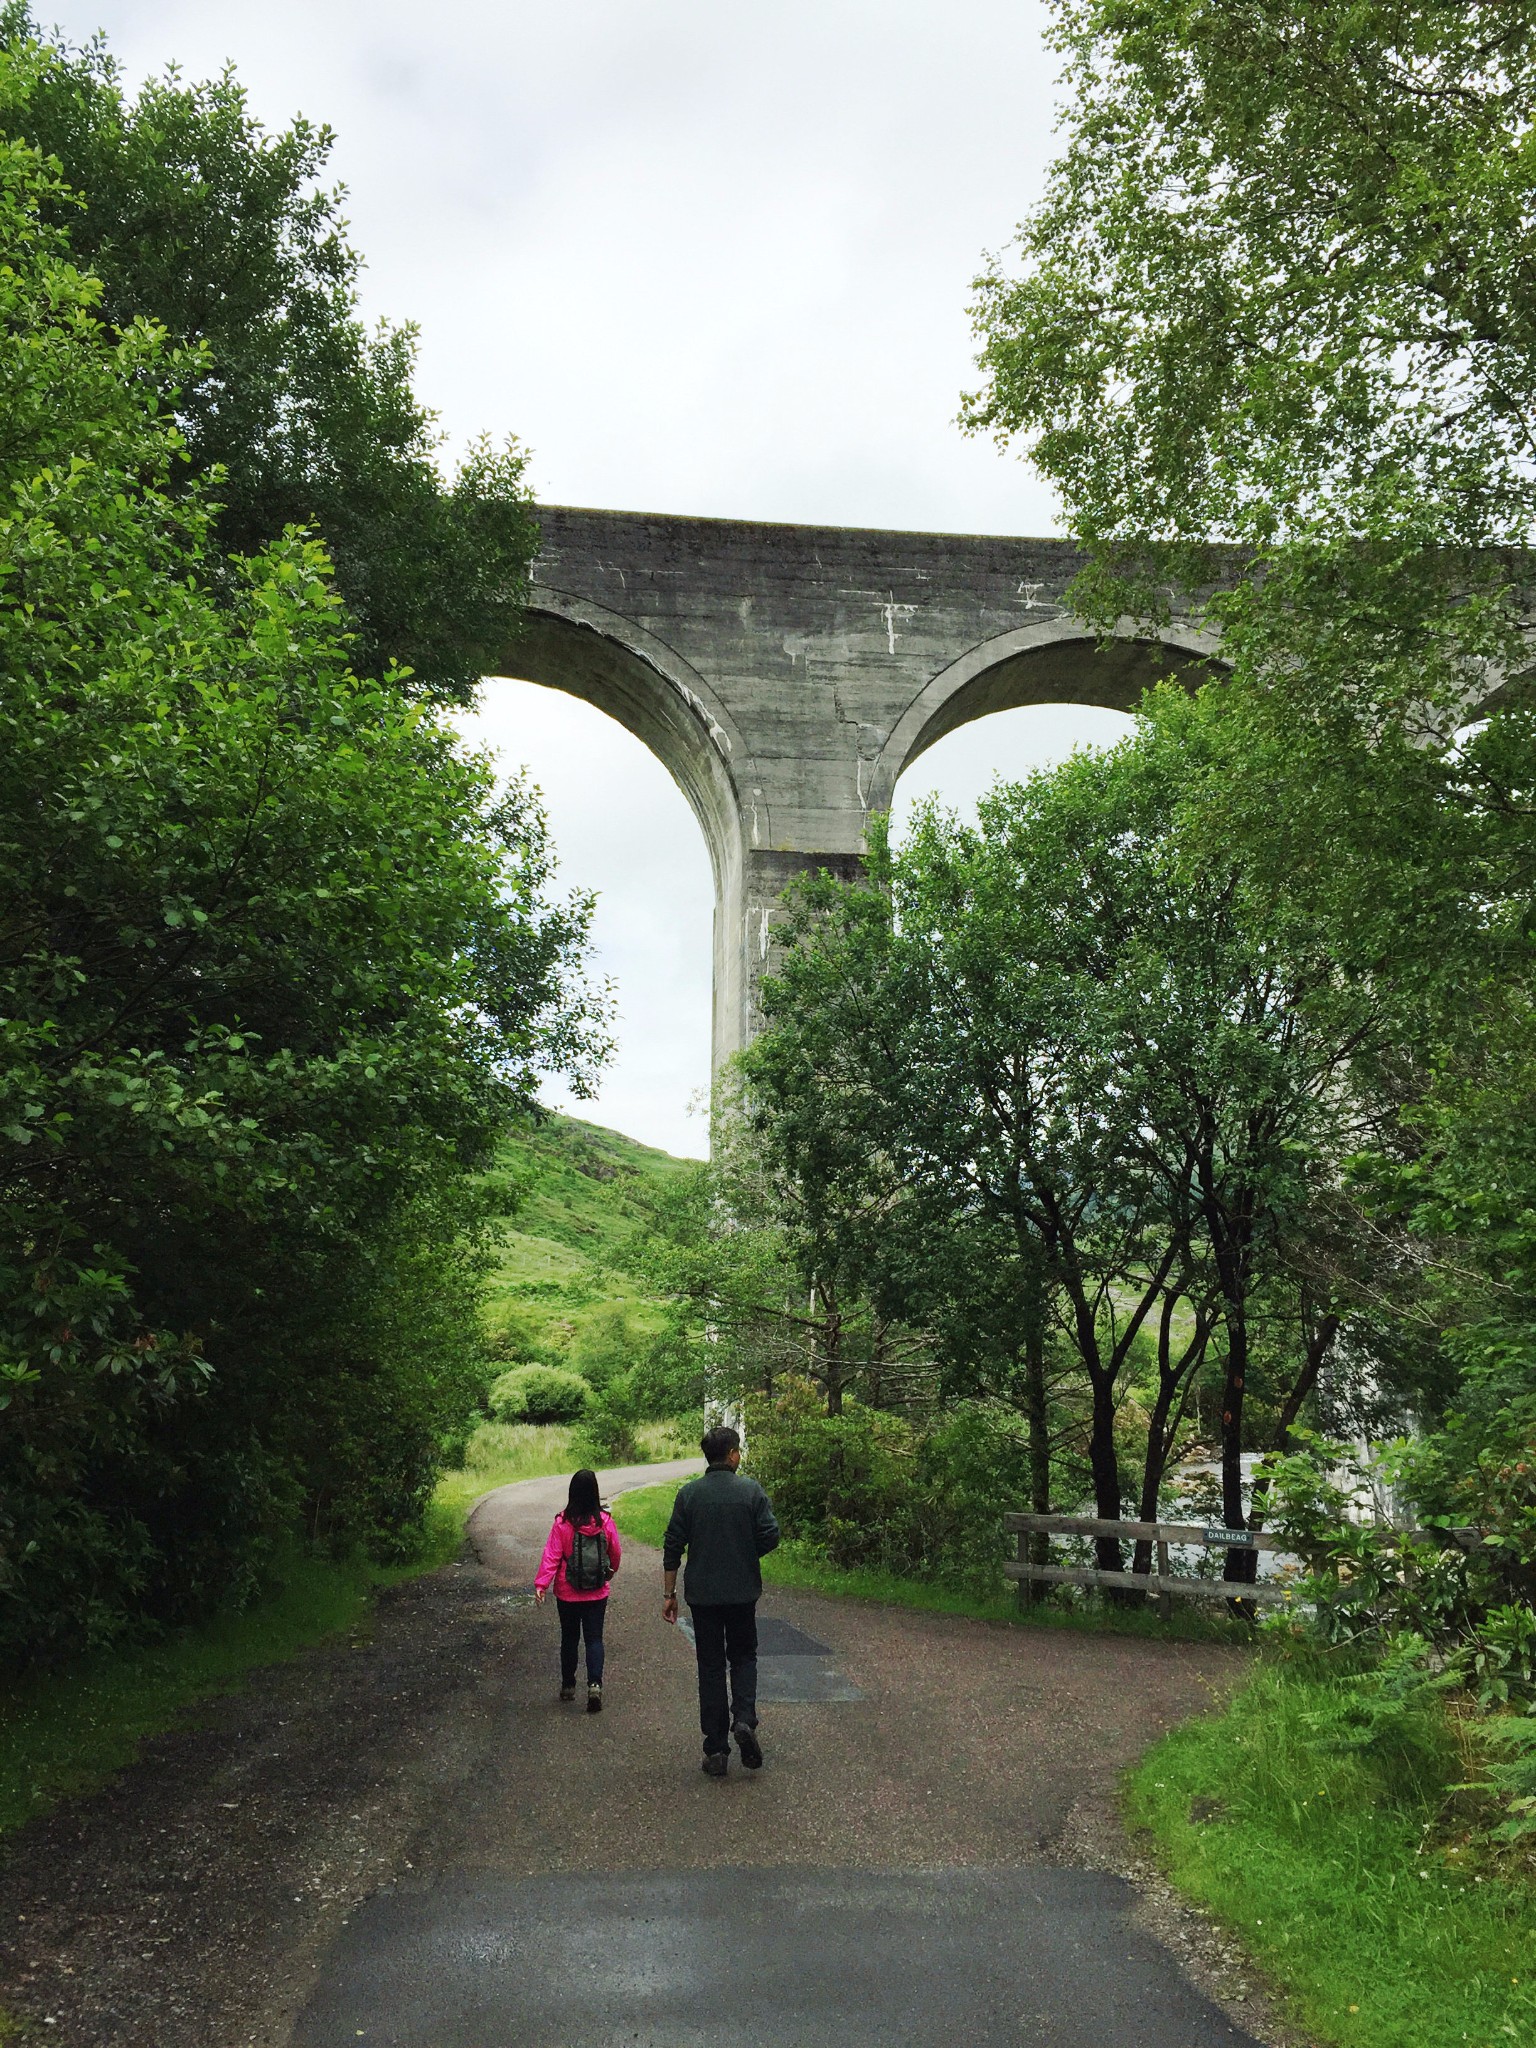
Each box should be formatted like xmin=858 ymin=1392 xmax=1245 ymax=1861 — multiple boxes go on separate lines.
xmin=0 ymin=1464 xmax=1308 ymax=2047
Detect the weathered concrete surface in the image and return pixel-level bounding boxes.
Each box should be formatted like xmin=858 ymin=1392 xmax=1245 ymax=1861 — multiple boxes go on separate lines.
xmin=293 ymin=1866 xmax=1263 ymax=2048
xmin=507 ymin=508 xmax=1222 ymax=1068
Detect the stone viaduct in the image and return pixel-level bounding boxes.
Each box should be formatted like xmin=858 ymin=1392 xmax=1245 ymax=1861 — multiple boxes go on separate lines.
xmin=513 ymin=505 xmax=1220 ymax=1072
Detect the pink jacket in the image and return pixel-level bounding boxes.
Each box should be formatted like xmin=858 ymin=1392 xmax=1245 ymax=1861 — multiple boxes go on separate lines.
xmin=535 ymin=1509 xmax=621 ymax=1602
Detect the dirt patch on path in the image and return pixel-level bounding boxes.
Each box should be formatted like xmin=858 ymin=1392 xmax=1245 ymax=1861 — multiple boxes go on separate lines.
xmin=0 ymin=1467 xmax=1306 ymax=2046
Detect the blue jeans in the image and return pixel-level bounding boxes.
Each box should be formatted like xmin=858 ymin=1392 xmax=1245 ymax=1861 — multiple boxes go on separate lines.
xmin=557 ymin=1597 xmax=606 ymax=1686
xmin=689 ymin=1601 xmax=757 ymax=1753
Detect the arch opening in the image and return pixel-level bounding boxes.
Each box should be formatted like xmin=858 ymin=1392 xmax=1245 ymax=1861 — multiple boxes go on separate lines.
xmin=459 ymin=675 xmax=714 ymax=1159
xmin=505 ymin=600 xmax=744 ymax=899
xmin=890 ymin=701 xmax=1138 ymax=842
xmin=869 ymin=622 xmax=1222 ymax=812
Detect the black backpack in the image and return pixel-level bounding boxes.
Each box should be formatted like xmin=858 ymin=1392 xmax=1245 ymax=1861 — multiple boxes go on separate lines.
xmin=567 ymin=1517 xmax=613 ymax=1594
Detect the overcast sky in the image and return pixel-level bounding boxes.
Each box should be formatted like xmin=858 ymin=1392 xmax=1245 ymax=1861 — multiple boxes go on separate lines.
xmin=48 ymin=0 xmax=1133 ymax=1155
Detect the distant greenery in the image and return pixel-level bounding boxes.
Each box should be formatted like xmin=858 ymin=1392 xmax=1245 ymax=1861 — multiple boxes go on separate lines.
xmin=1129 ymin=1660 xmax=1536 ymax=2048
xmin=488 ymin=1364 xmax=592 ymax=1425
xmin=482 ymin=1113 xmax=694 ymax=1362
xmin=473 ymin=1113 xmax=699 ymax=1467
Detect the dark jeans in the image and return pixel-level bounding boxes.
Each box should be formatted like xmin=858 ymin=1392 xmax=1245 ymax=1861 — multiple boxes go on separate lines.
xmin=689 ymin=1600 xmax=757 ymax=1754
xmin=557 ymin=1596 xmax=606 ymax=1686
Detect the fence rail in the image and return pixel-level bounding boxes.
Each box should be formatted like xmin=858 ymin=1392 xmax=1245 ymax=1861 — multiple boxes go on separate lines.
xmin=1003 ymin=1511 xmax=1294 ymax=1616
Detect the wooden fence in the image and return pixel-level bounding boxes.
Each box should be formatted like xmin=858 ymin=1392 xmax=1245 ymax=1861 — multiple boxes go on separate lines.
xmin=1004 ymin=1511 xmax=1294 ymax=1618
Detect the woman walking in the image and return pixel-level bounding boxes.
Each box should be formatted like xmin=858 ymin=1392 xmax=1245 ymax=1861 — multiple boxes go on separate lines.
xmin=534 ymin=1468 xmax=622 ymax=1712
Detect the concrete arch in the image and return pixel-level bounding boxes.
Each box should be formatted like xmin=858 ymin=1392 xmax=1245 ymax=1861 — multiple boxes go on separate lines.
xmin=496 ymin=584 xmax=752 ymax=1079
xmin=509 ymin=585 xmax=746 ymax=889
xmin=866 ymin=619 xmax=1224 ymax=812
xmin=525 ymin=507 xmax=1237 ymax=1070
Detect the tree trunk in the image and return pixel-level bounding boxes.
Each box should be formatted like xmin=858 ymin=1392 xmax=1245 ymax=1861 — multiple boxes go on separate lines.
xmin=1135 ymin=1295 xmax=1212 ymax=1575
xmin=1088 ymin=1367 xmax=1124 ymax=1573
xmin=1023 ymin=1310 xmax=1051 ymax=1572
xmin=1248 ymin=1306 xmax=1340 ymax=1529
xmin=1218 ymin=1314 xmax=1258 ymax=1585
xmin=824 ymin=1299 xmax=844 ymax=1416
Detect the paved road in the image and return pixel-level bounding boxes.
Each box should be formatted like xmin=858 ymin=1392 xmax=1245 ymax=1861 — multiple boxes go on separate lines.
xmin=292 ymin=1465 xmax=1269 ymax=2048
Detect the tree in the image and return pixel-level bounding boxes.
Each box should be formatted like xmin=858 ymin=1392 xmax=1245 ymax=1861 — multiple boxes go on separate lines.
xmin=965 ymin=0 xmax=1536 ymax=559
xmin=744 ymin=723 xmax=1385 ymax=1575
xmin=0 ymin=6 xmax=538 ymax=702
xmin=963 ymin=0 xmax=1536 ymax=1439
xmin=0 ymin=108 xmax=606 ymax=1661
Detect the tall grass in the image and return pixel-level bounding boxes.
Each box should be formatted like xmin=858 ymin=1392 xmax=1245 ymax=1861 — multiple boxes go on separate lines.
xmin=1127 ymin=1660 xmax=1536 ymax=2048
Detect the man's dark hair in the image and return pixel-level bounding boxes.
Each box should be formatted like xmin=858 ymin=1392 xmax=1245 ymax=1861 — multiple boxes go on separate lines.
xmin=700 ymin=1424 xmax=741 ymax=1466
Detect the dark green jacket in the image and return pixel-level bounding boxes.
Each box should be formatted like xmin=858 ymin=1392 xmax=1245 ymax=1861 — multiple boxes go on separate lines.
xmin=662 ymin=1465 xmax=781 ymax=1607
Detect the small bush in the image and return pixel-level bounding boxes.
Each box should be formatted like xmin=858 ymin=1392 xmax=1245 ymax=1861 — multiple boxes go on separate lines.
xmin=573 ymin=1370 xmax=642 ymax=1464
xmin=743 ymin=1381 xmax=1028 ymax=1583
xmin=488 ymin=1365 xmax=592 ymax=1425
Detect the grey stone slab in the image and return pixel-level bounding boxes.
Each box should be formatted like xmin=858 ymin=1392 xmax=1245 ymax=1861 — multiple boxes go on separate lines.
xmin=293 ymin=1866 xmax=1265 ymax=2048
xmin=754 ymin=1617 xmax=833 ymax=1656
xmin=675 ymin=1616 xmax=859 ymax=1701
xmin=755 ymin=1656 xmax=864 ymax=1703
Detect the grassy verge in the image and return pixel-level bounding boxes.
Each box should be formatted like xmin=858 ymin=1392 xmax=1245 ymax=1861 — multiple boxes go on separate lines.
xmin=0 ymin=1550 xmax=396 ymax=1838
xmin=432 ymin=1419 xmax=583 ymax=1526
xmin=610 ymin=1481 xmax=1248 ymax=1641
xmin=1126 ymin=1660 xmax=1536 ymax=2048
xmin=0 ymin=1421 xmax=691 ymax=1842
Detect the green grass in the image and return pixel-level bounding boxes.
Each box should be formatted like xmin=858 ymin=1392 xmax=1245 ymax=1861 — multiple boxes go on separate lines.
xmin=611 ymin=1479 xmax=1253 ymax=1641
xmin=432 ymin=1419 xmax=584 ymax=1524
xmin=1126 ymin=1661 xmax=1536 ymax=2048
xmin=0 ymin=1551 xmax=389 ymax=1838
xmin=484 ymin=1112 xmax=694 ymax=1360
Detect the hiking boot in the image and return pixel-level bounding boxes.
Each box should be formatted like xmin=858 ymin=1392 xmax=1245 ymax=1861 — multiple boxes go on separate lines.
xmin=733 ymin=1720 xmax=763 ymax=1770
xmin=559 ymin=1684 xmax=576 ymax=1702
xmin=701 ymin=1751 xmax=729 ymax=1778
xmin=586 ymin=1682 xmax=603 ymax=1714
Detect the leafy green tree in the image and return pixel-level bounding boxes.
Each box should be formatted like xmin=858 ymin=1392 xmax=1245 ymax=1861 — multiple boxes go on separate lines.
xmin=964 ymin=0 xmax=1536 ymax=1453
xmin=0 ymin=6 xmax=537 ymax=702
xmin=0 ymin=108 xmax=604 ymax=1661
xmin=966 ymin=0 xmax=1536 ymax=559
xmin=745 ymin=726 xmax=1385 ymax=1573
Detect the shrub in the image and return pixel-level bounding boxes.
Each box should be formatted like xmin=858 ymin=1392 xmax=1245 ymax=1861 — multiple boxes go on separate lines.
xmin=567 ymin=1302 xmax=639 ymax=1390
xmin=488 ymin=1365 xmax=592 ymax=1426
xmin=743 ymin=1382 xmax=1028 ymax=1582
xmin=572 ymin=1371 xmax=642 ymax=1465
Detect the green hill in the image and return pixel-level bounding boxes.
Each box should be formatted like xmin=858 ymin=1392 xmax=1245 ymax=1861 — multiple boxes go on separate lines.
xmin=483 ymin=1111 xmax=695 ymax=1368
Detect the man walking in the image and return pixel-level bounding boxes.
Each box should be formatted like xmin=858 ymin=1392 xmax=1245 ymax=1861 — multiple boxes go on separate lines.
xmin=662 ymin=1424 xmax=781 ymax=1777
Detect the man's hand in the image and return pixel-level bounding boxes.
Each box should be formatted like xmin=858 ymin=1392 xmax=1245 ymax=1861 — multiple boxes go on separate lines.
xmin=662 ymin=1591 xmax=679 ymax=1625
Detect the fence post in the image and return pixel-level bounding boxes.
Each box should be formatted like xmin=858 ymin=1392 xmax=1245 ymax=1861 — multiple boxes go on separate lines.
xmin=1016 ymin=1526 xmax=1036 ymax=1610
xmin=1155 ymin=1534 xmax=1172 ymax=1623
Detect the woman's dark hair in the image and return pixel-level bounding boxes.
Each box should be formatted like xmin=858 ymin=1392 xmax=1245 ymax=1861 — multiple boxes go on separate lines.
xmin=562 ymin=1468 xmax=602 ymax=1525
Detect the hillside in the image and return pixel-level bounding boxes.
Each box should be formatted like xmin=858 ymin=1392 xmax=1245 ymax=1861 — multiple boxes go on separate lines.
xmin=482 ymin=1112 xmax=696 ymax=1368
